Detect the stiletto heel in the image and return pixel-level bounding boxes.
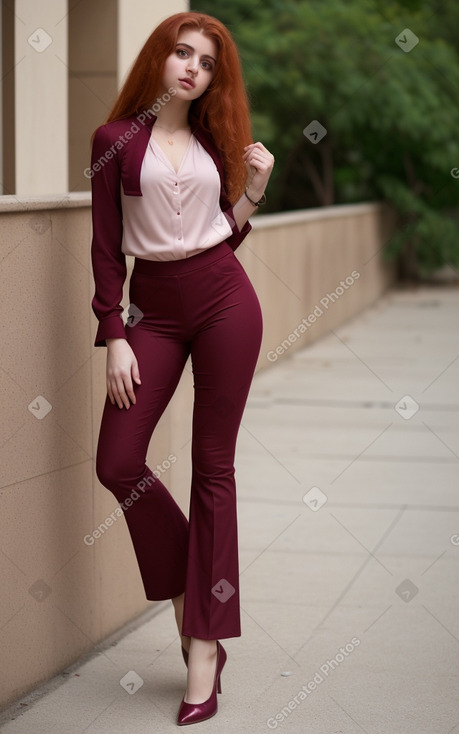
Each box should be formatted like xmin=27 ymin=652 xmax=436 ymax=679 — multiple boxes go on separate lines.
xmin=177 ymin=640 xmax=227 ymax=725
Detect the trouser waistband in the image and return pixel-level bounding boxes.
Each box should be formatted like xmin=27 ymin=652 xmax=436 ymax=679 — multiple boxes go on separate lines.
xmin=132 ymin=241 xmax=234 ymax=276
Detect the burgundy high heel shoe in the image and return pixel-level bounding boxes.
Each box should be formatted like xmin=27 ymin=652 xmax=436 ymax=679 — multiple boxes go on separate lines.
xmin=177 ymin=640 xmax=227 ymax=725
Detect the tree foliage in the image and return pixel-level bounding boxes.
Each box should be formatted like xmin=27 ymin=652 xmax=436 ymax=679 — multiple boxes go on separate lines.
xmin=193 ymin=0 xmax=459 ymax=278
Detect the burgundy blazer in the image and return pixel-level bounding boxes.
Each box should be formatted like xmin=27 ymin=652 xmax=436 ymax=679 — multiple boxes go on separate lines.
xmin=90 ymin=111 xmax=252 ymax=347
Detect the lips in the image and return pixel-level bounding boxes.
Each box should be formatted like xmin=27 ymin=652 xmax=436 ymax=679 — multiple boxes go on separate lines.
xmin=179 ymin=78 xmax=196 ymax=89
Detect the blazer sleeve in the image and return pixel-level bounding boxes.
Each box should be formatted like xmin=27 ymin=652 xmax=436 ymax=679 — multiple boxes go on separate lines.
xmin=90 ymin=124 xmax=127 ymax=347
xmin=221 ymin=201 xmax=252 ymax=251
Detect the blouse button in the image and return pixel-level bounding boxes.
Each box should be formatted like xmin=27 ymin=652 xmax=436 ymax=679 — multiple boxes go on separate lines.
xmin=177 ymin=211 xmax=180 ymax=215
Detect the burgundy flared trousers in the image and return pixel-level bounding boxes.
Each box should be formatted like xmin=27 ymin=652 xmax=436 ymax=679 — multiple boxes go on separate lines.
xmin=95 ymin=241 xmax=263 ymax=639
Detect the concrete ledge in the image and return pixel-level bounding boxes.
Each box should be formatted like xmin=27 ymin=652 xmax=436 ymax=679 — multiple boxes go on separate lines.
xmin=0 ymin=192 xmax=91 ymax=211
xmin=250 ymin=201 xmax=385 ymax=229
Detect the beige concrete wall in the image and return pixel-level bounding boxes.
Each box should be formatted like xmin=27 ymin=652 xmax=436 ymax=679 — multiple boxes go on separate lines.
xmin=15 ymin=0 xmax=68 ymax=195
xmin=69 ymin=0 xmax=187 ymax=192
xmin=246 ymin=204 xmax=397 ymax=365
xmin=118 ymin=0 xmax=188 ymax=85
xmin=0 ymin=196 xmax=396 ymax=710
xmin=1 ymin=0 xmax=16 ymax=195
xmin=68 ymin=0 xmax=118 ymax=193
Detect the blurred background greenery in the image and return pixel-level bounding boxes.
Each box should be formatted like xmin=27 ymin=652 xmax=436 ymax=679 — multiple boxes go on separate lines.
xmin=192 ymin=0 xmax=459 ymax=280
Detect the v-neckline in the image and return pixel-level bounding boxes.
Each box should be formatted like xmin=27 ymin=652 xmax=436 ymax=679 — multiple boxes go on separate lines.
xmin=149 ymin=132 xmax=194 ymax=176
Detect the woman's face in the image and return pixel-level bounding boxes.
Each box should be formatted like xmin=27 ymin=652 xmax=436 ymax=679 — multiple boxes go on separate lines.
xmin=162 ymin=29 xmax=218 ymax=100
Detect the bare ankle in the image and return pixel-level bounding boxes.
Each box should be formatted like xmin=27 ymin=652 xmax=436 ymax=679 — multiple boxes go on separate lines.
xmin=189 ymin=637 xmax=217 ymax=657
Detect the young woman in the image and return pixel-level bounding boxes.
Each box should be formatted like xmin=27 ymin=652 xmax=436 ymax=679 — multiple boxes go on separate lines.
xmin=90 ymin=11 xmax=274 ymax=726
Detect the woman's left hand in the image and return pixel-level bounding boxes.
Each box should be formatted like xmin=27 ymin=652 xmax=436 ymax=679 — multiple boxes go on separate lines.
xmin=243 ymin=142 xmax=275 ymax=198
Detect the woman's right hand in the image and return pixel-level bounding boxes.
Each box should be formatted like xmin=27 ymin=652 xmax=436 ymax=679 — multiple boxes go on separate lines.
xmin=106 ymin=338 xmax=141 ymax=409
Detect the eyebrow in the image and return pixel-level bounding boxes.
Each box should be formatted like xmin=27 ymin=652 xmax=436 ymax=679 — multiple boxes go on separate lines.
xmin=176 ymin=42 xmax=217 ymax=64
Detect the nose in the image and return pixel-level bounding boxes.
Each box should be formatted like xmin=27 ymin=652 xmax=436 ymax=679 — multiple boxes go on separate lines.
xmin=186 ymin=55 xmax=199 ymax=74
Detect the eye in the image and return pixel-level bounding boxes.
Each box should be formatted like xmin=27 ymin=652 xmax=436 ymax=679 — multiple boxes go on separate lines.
xmin=176 ymin=48 xmax=188 ymax=58
xmin=201 ymin=60 xmax=213 ymax=71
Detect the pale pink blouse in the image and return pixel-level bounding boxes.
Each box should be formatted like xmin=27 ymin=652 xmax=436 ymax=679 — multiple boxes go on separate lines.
xmin=120 ymin=132 xmax=233 ymax=261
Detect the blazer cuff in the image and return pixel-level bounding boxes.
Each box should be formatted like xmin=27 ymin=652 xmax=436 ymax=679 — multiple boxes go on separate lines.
xmin=94 ymin=315 xmax=127 ymax=347
xmin=224 ymin=206 xmax=252 ymax=250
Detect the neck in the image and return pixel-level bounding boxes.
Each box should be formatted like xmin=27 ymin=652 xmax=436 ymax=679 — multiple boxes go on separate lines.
xmin=153 ymin=92 xmax=191 ymax=132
